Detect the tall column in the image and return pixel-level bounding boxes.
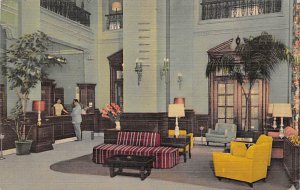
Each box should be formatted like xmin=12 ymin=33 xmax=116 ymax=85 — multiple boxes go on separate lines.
xmin=18 ymin=0 xmax=41 ymax=111
xmin=123 ymin=0 xmax=166 ymax=112
xmin=18 ymin=0 xmax=40 ymax=35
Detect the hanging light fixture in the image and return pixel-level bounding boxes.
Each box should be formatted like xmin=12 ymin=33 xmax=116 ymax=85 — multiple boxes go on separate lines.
xmin=112 ymin=1 xmax=122 ymax=13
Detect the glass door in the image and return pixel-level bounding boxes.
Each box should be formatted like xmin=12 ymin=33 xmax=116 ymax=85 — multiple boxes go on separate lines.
xmin=241 ymin=82 xmax=260 ymax=130
xmin=217 ymin=82 xmax=235 ymax=124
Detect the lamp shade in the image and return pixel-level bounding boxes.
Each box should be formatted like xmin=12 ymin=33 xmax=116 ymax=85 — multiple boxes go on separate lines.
xmin=168 ymin=104 xmax=185 ymax=118
xmin=272 ymin=103 xmax=292 ymax=117
xmin=174 ymin=97 xmax=185 ymax=106
xmin=112 ymin=2 xmax=122 ymax=12
xmin=32 ymin=100 xmax=46 ymax=112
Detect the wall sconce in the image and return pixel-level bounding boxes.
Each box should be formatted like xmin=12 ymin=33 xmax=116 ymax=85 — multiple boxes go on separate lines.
xmin=160 ymin=58 xmax=169 ymax=83
xmin=135 ymin=58 xmax=143 ymax=86
xmin=177 ymin=73 xmax=183 ymax=89
xmin=134 ymin=58 xmax=150 ymax=86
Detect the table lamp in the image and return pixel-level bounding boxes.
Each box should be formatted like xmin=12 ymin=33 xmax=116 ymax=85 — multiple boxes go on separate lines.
xmin=33 ymin=100 xmax=46 ymax=126
xmin=272 ymin=103 xmax=292 ymax=138
xmin=174 ymin=97 xmax=185 ymax=106
xmin=168 ymin=104 xmax=185 ymax=138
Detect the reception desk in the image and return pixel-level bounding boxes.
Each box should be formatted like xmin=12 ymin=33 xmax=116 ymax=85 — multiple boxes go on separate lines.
xmin=29 ymin=113 xmax=98 ymax=152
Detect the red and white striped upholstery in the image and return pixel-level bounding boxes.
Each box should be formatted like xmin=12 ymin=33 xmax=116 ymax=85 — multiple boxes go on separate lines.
xmin=93 ymin=132 xmax=179 ymax=169
xmin=116 ymin=132 xmax=161 ymax=147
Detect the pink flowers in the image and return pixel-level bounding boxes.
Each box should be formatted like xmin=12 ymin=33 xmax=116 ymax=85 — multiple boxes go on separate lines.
xmin=101 ymin=103 xmax=122 ymax=122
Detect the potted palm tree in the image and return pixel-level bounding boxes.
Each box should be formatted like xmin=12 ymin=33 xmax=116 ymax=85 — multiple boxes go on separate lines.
xmin=206 ymin=32 xmax=294 ymax=131
xmin=0 ymin=31 xmax=66 ymax=155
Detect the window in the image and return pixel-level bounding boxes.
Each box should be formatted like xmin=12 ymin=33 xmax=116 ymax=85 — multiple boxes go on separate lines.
xmin=201 ymin=0 xmax=282 ymax=20
xmin=105 ymin=0 xmax=123 ymax=30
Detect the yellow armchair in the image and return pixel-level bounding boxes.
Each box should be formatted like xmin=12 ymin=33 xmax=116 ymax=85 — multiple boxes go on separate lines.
xmin=168 ymin=130 xmax=194 ymax=151
xmin=230 ymin=134 xmax=273 ymax=166
xmin=213 ymin=143 xmax=269 ymax=187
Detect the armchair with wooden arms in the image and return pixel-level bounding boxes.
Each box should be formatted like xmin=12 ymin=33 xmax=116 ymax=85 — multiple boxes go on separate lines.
xmin=213 ymin=143 xmax=269 ymax=187
xmin=168 ymin=129 xmax=194 ymax=151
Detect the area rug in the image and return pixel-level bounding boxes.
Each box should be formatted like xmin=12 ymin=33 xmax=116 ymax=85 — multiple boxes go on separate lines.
xmin=50 ymin=145 xmax=291 ymax=190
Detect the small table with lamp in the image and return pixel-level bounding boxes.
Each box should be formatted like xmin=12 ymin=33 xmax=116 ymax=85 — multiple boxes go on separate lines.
xmin=161 ymin=135 xmax=191 ymax=162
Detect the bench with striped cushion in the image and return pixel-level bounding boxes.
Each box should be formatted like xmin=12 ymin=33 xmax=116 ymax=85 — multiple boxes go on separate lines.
xmin=93 ymin=131 xmax=179 ymax=169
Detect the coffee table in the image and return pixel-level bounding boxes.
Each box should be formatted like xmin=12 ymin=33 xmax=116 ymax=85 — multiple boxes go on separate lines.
xmin=105 ymin=155 xmax=156 ymax=180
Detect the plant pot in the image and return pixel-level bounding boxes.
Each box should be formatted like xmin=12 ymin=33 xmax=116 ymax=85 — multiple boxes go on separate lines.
xmin=15 ymin=140 xmax=33 ymax=155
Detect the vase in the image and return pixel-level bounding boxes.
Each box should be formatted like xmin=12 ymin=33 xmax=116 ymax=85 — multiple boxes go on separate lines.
xmin=115 ymin=121 xmax=121 ymax=130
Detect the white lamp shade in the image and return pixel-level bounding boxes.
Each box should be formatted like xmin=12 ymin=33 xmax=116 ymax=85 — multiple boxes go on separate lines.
xmin=112 ymin=2 xmax=122 ymax=12
xmin=272 ymin=103 xmax=292 ymax=117
xmin=168 ymin=104 xmax=185 ymax=117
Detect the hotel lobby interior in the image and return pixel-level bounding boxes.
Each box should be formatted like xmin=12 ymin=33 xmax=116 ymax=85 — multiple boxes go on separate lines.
xmin=0 ymin=0 xmax=300 ymax=190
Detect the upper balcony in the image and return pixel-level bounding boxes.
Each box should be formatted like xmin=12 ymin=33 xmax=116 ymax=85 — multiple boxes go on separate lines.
xmin=40 ymin=0 xmax=91 ymax=27
xmin=201 ymin=0 xmax=282 ymax=21
xmin=105 ymin=12 xmax=123 ymax=30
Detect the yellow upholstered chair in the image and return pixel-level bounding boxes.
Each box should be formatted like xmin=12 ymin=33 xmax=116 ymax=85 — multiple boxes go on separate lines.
xmin=213 ymin=143 xmax=269 ymax=187
xmin=230 ymin=134 xmax=273 ymax=166
xmin=168 ymin=130 xmax=194 ymax=151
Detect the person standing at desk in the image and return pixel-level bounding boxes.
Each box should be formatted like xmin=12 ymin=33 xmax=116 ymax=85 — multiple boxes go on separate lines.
xmin=53 ymin=98 xmax=68 ymax=116
xmin=71 ymin=99 xmax=82 ymax=141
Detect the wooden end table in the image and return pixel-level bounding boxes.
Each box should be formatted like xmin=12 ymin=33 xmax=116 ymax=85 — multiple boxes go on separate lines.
xmin=161 ymin=135 xmax=191 ymax=162
xmin=105 ymin=155 xmax=156 ymax=180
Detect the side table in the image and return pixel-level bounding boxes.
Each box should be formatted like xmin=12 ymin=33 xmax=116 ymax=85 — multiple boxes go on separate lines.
xmin=161 ymin=136 xmax=191 ymax=162
xmin=272 ymin=137 xmax=284 ymax=159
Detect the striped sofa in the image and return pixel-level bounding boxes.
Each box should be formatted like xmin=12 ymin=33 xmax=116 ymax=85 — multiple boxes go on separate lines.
xmin=93 ymin=131 xmax=180 ymax=169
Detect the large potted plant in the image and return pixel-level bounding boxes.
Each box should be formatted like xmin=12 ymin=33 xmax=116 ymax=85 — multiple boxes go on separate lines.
xmin=206 ymin=32 xmax=294 ymax=131
xmin=0 ymin=31 xmax=66 ymax=155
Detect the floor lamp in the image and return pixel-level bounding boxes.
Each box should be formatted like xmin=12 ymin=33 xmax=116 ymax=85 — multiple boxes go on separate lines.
xmin=168 ymin=104 xmax=185 ymax=138
xmin=272 ymin=103 xmax=292 ymax=139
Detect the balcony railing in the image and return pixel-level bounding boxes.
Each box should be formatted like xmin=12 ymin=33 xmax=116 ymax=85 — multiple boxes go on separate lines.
xmin=40 ymin=0 xmax=91 ymax=27
xmin=201 ymin=0 xmax=282 ymax=20
xmin=105 ymin=13 xmax=123 ymax=30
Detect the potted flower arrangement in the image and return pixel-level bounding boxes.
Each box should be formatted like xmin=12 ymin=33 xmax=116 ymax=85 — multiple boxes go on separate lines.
xmin=101 ymin=103 xmax=122 ymax=130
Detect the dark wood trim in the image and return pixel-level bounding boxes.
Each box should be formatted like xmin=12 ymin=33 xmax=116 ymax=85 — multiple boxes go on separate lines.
xmin=0 ymin=84 xmax=7 ymax=119
xmin=283 ymin=137 xmax=300 ymax=189
xmin=194 ymin=114 xmax=210 ymax=137
xmin=1 ymin=111 xmax=99 ymax=151
xmin=168 ymin=109 xmax=195 ymax=134
xmin=77 ymin=83 xmax=96 ymax=113
xmin=107 ymin=49 xmax=123 ymax=107
xmin=41 ymin=79 xmax=56 ymax=116
xmin=99 ymin=110 xmax=209 ymax=138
